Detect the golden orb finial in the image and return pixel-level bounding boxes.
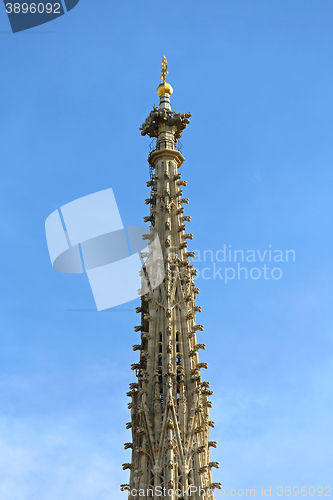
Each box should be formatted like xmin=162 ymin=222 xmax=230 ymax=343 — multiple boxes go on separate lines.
xmin=157 ymin=55 xmax=173 ymax=97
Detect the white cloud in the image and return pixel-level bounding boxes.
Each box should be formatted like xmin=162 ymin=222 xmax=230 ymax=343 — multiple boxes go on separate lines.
xmin=0 ymin=416 xmax=124 ymax=500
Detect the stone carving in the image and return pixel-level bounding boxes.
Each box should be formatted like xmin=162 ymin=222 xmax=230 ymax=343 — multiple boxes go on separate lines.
xmin=202 ymin=389 xmax=213 ymax=396
xmin=211 ymin=483 xmax=223 ymax=490
xmin=166 ymin=419 xmax=174 ymax=430
xmin=136 ymin=447 xmax=149 ymax=456
xmin=181 ymin=215 xmax=191 ymax=222
xmin=137 ymin=427 xmax=147 ymax=435
xmin=142 ymin=233 xmax=152 ymax=241
xmin=185 ymin=251 xmax=195 ymax=258
xmin=140 ymin=107 xmax=191 ymax=140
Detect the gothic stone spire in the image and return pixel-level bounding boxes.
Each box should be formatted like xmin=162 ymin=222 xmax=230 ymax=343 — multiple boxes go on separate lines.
xmin=121 ymin=59 xmax=221 ymax=500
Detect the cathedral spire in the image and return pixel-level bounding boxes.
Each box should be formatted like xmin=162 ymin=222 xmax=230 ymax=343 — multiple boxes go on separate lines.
xmin=121 ymin=59 xmax=221 ymax=500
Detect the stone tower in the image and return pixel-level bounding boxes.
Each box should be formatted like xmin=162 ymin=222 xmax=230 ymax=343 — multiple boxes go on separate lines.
xmin=121 ymin=57 xmax=221 ymax=499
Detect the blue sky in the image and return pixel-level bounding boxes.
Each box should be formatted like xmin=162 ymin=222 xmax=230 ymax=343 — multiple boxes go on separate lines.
xmin=1 ymin=0 xmax=333 ymax=498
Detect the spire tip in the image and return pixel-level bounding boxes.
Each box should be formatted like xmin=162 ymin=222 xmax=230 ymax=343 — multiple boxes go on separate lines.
xmin=157 ymin=56 xmax=173 ymax=97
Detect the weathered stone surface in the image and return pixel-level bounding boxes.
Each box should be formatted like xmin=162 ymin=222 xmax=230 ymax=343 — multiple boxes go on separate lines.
xmin=123 ymin=87 xmax=217 ymax=500
xmin=140 ymin=106 xmax=192 ymax=140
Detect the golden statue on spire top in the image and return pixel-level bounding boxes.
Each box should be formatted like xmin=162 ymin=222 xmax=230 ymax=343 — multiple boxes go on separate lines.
xmin=157 ymin=55 xmax=173 ymax=97
xmin=160 ymin=55 xmax=168 ymax=84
